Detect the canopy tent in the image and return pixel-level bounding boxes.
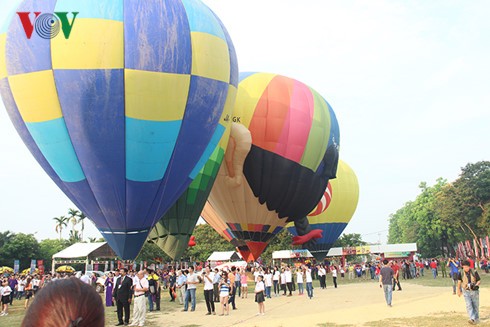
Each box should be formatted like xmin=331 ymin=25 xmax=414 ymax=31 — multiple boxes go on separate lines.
xmin=207 ymin=251 xmax=242 ymax=262
xmin=52 ymin=242 xmax=117 ymax=274
xmin=326 ymin=243 xmax=418 ymax=260
xmin=213 ymin=260 xmax=248 ymax=272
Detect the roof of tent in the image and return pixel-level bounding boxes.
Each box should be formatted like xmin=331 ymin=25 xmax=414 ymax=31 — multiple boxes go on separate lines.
xmin=272 ymin=249 xmax=313 ymax=259
xmin=207 ymin=251 xmax=242 ymax=262
xmin=52 ymin=242 xmax=117 ymax=259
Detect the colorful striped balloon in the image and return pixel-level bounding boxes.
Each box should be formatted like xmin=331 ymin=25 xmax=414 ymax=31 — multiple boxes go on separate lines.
xmin=208 ymin=72 xmax=340 ymax=260
xmin=308 ymin=182 xmax=333 ymax=216
xmin=288 ymin=160 xmax=359 ymax=260
xmin=0 ymin=0 xmax=238 ymax=259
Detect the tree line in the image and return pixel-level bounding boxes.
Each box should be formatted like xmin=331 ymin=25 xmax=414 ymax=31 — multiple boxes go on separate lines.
xmin=388 ymin=161 xmax=490 ymax=258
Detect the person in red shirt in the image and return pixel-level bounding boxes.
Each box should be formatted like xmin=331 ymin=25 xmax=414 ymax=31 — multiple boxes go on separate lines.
xmin=391 ymin=261 xmax=402 ymax=291
xmin=468 ymin=257 xmax=475 ymax=269
xmin=430 ymin=259 xmax=438 ymax=278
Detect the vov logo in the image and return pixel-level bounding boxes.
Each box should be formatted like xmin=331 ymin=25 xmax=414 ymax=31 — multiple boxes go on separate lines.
xmin=16 ymin=12 xmax=79 ymax=39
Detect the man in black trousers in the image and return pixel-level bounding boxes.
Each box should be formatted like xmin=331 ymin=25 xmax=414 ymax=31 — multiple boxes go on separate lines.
xmin=113 ymin=268 xmax=133 ymax=326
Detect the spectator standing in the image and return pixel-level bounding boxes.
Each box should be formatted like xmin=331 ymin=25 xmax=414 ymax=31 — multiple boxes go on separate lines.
xmin=379 ymin=259 xmax=394 ymax=307
xmin=457 ymin=260 xmax=481 ymax=325
xmin=131 ymin=270 xmax=149 ymax=327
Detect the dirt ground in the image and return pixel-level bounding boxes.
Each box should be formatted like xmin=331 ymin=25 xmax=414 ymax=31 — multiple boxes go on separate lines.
xmin=149 ymin=280 xmax=490 ymax=327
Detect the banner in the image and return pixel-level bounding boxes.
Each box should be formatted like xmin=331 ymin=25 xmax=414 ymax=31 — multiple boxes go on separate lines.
xmin=132 ymin=262 xmax=137 ymax=271
xmin=117 ymin=261 xmax=122 ymax=269
xmin=384 ymin=252 xmax=410 ymax=258
xmin=30 ymin=259 xmax=36 ymax=274
xmin=104 ymin=262 xmax=108 ymax=272
xmin=487 ymin=236 xmax=490 ymax=257
xmin=342 ymin=247 xmax=357 ymax=255
xmin=110 ymin=261 xmax=114 ymax=271
xmin=473 ymin=239 xmax=479 ymax=259
xmin=14 ymin=260 xmax=20 ymax=274
xmin=356 ymin=246 xmax=371 ymax=255
xmin=37 ymin=260 xmax=44 ymax=275
xmin=94 ymin=264 xmax=99 ymax=271
xmin=140 ymin=261 xmax=144 ymax=270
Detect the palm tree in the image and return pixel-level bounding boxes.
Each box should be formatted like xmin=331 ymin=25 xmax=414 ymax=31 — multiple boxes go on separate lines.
xmin=67 ymin=208 xmax=79 ymax=232
xmin=77 ymin=212 xmax=87 ymax=241
xmin=88 ymin=237 xmax=97 ymax=243
xmin=53 ymin=216 xmax=68 ymax=240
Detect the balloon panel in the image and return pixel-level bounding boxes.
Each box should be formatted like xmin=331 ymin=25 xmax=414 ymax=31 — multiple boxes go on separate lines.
xmin=1 ymin=0 xmax=238 ymax=259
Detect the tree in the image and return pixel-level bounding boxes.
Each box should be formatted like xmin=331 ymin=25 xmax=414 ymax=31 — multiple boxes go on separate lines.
xmin=53 ymin=216 xmax=68 ymax=240
xmin=0 ymin=233 xmax=40 ymax=269
xmin=135 ymin=242 xmax=170 ymax=264
xmin=184 ymin=224 xmax=235 ymax=262
xmin=77 ymin=212 xmax=87 ymax=241
xmin=68 ymin=230 xmax=82 ymax=244
xmin=333 ymin=233 xmax=367 ymax=248
xmin=39 ymin=239 xmax=70 ymax=269
xmin=67 ymin=208 xmax=79 ymax=232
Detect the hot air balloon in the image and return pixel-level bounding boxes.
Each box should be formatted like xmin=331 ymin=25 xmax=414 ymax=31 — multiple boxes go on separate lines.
xmin=207 ymin=72 xmax=340 ymax=260
xmin=201 ymin=201 xmax=253 ymax=262
xmin=288 ymin=160 xmax=359 ymax=260
xmin=147 ymin=113 xmax=234 ymax=260
xmin=0 ymin=0 xmax=238 ymax=259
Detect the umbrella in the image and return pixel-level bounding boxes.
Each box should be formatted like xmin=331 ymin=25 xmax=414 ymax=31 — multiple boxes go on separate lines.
xmin=21 ymin=268 xmax=39 ymax=275
xmin=56 ymin=265 xmax=75 ymax=273
xmin=0 ymin=267 xmax=14 ymax=274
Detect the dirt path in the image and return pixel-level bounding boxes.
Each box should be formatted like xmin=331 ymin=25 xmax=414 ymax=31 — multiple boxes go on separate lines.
xmin=149 ymin=281 xmax=490 ymax=326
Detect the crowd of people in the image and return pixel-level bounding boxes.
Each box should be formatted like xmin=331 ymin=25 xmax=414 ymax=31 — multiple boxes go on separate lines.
xmin=0 ymin=255 xmax=485 ymax=325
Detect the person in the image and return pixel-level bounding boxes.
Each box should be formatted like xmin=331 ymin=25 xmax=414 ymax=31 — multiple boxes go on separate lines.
xmin=296 ymin=267 xmax=304 ymax=294
xmin=80 ymin=272 xmax=91 ymax=285
xmin=255 ymin=275 xmax=265 ymax=316
xmin=391 ymin=261 xmax=402 ymax=291
xmin=183 ymin=266 xmax=198 ymax=312
xmin=150 ymin=270 xmax=161 ymax=311
xmin=147 ymin=270 xmax=156 ymax=312
xmin=17 ymin=276 xmax=26 ymax=300
xmin=457 ymin=260 xmax=481 ymax=325
xmin=20 ymin=277 xmax=104 ymax=327
xmin=318 ymin=265 xmax=326 ymax=289
xmin=280 ymin=268 xmax=287 ymax=295
xmin=175 ymin=270 xmax=185 ymax=305
xmin=430 ymin=259 xmax=438 ymax=279
xmin=131 ymin=270 xmax=149 ymax=327
xmin=285 ymin=266 xmax=293 ymax=296
xmin=202 ymin=267 xmax=216 ymax=315
xmin=331 ymin=265 xmax=338 ymax=289
xmin=305 ymin=266 xmax=313 ymax=299
xmin=264 ymin=269 xmax=272 ymax=298
xmin=448 ymin=258 xmax=460 ymax=295
xmin=24 ymin=277 xmax=34 ymax=309
xmin=227 ymin=266 xmax=237 ymax=310
xmin=379 ymin=259 xmax=394 ymax=307
xmin=113 ymin=268 xmax=132 ymax=326
xmin=1 ymin=280 xmax=12 ymax=316
xmin=218 ymin=272 xmax=230 ymax=316
xmin=272 ymin=268 xmax=280 ymax=297
xmin=213 ymin=268 xmax=220 ymax=302
xmin=104 ymin=273 xmax=114 ymax=307
xmin=8 ymin=275 xmax=17 ymax=306
xmin=168 ymin=270 xmax=176 ymax=303
xmin=240 ymin=269 xmax=248 ymax=298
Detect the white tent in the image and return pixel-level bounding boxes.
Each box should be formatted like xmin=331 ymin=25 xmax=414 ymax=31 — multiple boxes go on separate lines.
xmin=272 ymin=249 xmax=313 ymax=260
xmin=207 ymin=251 xmax=242 ymax=262
xmin=52 ymin=242 xmax=117 ymax=273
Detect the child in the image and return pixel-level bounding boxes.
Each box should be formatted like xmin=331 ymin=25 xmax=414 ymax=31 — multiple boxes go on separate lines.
xmin=218 ymin=272 xmax=230 ymax=316
xmin=1 ymin=280 xmax=12 ymax=316
xmin=255 ymin=275 xmax=265 ymax=315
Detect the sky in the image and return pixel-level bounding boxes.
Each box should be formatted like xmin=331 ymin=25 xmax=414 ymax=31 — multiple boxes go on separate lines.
xmin=0 ymin=0 xmax=489 ymax=245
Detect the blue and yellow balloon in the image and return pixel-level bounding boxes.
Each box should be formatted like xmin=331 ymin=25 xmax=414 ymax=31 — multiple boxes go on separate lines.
xmin=0 ymin=0 xmax=238 ymax=259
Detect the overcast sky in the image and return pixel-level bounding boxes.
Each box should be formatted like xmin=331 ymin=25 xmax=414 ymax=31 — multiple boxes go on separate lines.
xmin=0 ymin=0 xmax=489 ymax=245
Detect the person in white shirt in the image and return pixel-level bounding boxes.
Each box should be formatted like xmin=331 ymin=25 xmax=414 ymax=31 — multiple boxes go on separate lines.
xmin=305 ymin=266 xmax=313 ymax=299
xmin=331 ymin=265 xmax=338 ymax=288
xmin=80 ymin=273 xmax=91 ymax=285
xmin=296 ymin=268 xmax=304 ymax=295
xmin=254 ymin=275 xmax=265 ymax=315
xmin=1 ymin=280 xmax=12 ymax=316
xmin=131 ymin=270 xmax=149 ymax=327
xmin=285 ymin=267 xmax=293 ymax=296
xmin=202 ymin=267 xmax=216 ymax=315
xmin=17 ymin=277 xmax=26 ymax=300
xmin=280 ymin=269 xmax=287 ymax=295
xmin=183 ymin=267 xmax=199 ymax=312
xmin=273 ymin=268 xmax=280 ymax=296
xmin=318 ymin=265 xmax=326 ymax=289
xmin=264 ymin=270 xmax=273 ymax=298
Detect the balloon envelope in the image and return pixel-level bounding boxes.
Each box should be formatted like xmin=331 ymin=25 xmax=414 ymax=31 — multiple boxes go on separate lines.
xmin=288 ymin=160 xmax=359 ymax=260
xmin=0 ymin=0 xmax=238 ymax=259
xmin=208 ymin=72 xmax=340 ymax=260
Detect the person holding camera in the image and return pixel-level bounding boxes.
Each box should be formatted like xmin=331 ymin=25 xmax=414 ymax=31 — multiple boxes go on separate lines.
xmin=457 ymin=260 xmax=481 ymax=325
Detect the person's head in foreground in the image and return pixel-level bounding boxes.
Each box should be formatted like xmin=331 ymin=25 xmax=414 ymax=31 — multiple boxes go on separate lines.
xmin=383 ymin=259 xmax=389 ymax=265
xmin=21 ymin=277 xmax=104 ymax=327
xmin=462 ymin=260 xmax=471 ymax=272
